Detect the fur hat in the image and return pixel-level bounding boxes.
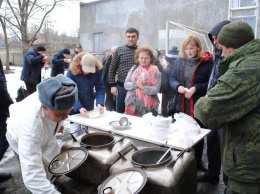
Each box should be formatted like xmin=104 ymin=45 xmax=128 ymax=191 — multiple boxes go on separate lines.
xmin=36 ymin=45 xmax=46 ymax=52
xmin=63 ymin=48 xmax=70 ymax=55
xmin=218 ymin=21 xmax=254 ymax=48
xmin=81 ymin=54 xmax=100 ymax=73
xmin=37 ymin=74 xmax=78 ymax=110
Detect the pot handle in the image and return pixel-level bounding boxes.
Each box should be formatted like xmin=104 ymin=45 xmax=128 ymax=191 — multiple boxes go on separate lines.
xmin=117 ymin=144 xmax=138 ymax=161
xmin=107 ymin=136 xmax=125 ymax=150
xmin=166 ymin=149 xmax=186 ymax=168
xmin=50 ymin=175 xmax=62 ymax=184
xmin=70 ymin=127 xmax=89 ymax=142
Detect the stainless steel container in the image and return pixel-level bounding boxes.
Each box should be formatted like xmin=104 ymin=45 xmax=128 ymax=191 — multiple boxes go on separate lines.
xmin=109 ymin=146 xmax=197 ymax=194
xmin=61 ymin=133 xmax=133 ymax=186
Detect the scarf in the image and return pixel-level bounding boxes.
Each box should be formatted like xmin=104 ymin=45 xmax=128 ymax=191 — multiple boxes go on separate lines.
xmin=131 ymin=65 xmax=158 ymax=108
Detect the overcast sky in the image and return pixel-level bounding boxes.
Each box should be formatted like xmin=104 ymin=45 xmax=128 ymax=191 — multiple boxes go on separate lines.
xmin=49 ymin=1 xmax=80 ymax=36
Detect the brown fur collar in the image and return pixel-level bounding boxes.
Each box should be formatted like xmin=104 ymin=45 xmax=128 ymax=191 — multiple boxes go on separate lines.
xmin=69 ymin=51 xmax=103 ymax=75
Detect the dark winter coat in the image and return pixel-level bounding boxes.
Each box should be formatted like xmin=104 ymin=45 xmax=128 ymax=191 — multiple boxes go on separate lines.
xmin=20 ymin=48 xmax=44 ymax=85
xmin=169 ymin=52 xmax=213 ymax=117
xmin=0 ymin=59 xmax=13 ymax=118
xmin=208 ymin=20 xmax=230 ymax=90
xmin=51 ymin=49 xmax=69 ymax=77
xmin=66 ymin=52 xmax=105 ymax=114
xmin=160 ymin=64 xmax=176 ymax=117
xmin=101 ymin=55 xmax=112 ymax=84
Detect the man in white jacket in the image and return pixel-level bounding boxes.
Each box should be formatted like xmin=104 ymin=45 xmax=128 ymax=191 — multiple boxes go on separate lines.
xmin=6 ymin=74 xmax=78 ymax=194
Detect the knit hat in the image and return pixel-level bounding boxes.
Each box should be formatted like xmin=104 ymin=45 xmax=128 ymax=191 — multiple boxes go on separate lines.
xmin=63 ymin=48 xmax=70 ymax=55
xmin=218 ymin=21 xmax=254 ymax=48
xmin=81 ymin=54 xmax=97 ymax=73
xmin=36 ymin=45 xmax=46 ymax=52
xmin=165 ymin=50 xmax=178 ymax=64
xmin=75 ymin=44 xmax=82 ymax=48
xmin=37 ymin=74 xmax=78 ymax=110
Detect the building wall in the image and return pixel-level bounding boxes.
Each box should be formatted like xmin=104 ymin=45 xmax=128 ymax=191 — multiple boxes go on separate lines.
xmin=79 ymin=0 xmax=231 ymax=53
xmin=0 ymin=43 xmax=75 ymax=67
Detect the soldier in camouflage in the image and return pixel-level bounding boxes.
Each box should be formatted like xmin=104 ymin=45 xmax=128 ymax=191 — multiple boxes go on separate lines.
xmin=194 ymin=21 xmax=260 ymax=194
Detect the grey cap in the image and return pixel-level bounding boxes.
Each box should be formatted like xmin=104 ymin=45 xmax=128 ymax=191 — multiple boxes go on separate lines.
xmin=37 ymin=74 xmax=78 ymax=110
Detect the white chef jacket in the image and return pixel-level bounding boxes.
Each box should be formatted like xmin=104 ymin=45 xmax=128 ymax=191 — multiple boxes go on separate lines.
xmin=6 ymin=92 xmax=63 ymax=194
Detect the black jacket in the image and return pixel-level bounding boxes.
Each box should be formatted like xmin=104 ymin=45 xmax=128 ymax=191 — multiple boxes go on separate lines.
xmin=51 ymin=49 xmax=69 ymax=77
xmin=0 ymin=59 xmax=14 ymax=117
xmin=20 ymin=48 xmax=44 ymax=85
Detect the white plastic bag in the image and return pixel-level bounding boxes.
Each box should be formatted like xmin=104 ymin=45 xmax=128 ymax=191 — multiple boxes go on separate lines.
xmin=172 ymin=113 xmax=200 ymax=147
xmin=173 ymin=112 xmax=200 ymax=135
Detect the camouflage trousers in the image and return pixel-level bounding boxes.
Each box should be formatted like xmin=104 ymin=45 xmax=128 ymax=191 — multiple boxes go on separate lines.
xmin=227 ymin=178 xmax=260 ymax=194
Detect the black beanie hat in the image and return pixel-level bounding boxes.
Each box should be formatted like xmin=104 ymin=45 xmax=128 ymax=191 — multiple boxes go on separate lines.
xmin=36 ymin=45 xmax=46 ymax=52
xmin=218 ymin=21 xmax=254 ymax=48
xmin=63 ymin=48 xmax=70 ymax=55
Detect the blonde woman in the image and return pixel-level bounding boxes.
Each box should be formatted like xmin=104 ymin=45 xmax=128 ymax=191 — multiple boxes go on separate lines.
xmin=169 ymin=35 xmax=213 ymax=171
xmin=124 ymin=45 xmax=161 ymax=117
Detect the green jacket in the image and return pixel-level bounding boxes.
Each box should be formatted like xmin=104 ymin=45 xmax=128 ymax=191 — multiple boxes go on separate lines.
xmin=194 ymin=39 xmax=260 ymax=184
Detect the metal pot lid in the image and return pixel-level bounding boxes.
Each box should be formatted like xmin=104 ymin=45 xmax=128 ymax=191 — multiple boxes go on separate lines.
xmin=98 ymin=168 xmax=147 ymax=194
xmin=48 ymin=147 xmax=88 ymax=176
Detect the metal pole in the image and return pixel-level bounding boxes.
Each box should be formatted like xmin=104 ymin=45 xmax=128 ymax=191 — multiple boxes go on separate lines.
xmin=166 ymin=20 xmax=169 ymax=52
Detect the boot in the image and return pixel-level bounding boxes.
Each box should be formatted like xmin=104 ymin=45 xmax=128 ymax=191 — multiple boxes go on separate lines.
xmin=0 ymin=183 xmax=6 ymax=192
xmin=198 ymin=172 xmax=219 ymax=184
xmin=0 ymin=172 xmax=12 ymax=182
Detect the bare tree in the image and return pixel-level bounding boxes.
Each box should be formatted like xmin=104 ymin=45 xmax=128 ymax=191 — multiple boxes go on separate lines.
xmin=1 ymin=0 xmax=68 ymax=54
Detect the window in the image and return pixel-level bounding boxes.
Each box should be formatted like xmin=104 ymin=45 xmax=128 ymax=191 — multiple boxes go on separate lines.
xmin=232 ymin=0 xmax=256 ymax=8
xmin=94 ymin=32 xmax=103 ymax=53
xmin=229 ymin=0 xmax=258 ymax=35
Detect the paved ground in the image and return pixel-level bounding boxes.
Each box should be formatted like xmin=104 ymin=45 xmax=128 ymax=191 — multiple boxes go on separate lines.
xmin=0 ymin=66 xmax=226 ymax=194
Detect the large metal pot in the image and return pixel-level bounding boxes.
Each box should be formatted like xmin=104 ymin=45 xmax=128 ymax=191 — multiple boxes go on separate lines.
xmin=80 ymin=131 xmax=115 ymax=149
xmin=131 ymin=147 xmax=172 ymax=168
xmin=110 ymin=146 xmax=197 ymax=194
xmin=64 ymin=129 xmax=132 ymax=186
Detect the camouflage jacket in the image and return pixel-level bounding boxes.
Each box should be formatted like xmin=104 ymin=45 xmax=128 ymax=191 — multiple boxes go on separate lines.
xmin=194 ymin=39 xmax=260 ymax=183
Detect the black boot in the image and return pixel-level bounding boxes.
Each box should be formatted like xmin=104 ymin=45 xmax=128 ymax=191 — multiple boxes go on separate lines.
xmin=0 ymin=172 xmax=12 ymax=182
xmin=0 ymin=183 xmax=6 ymax=192
xmin=198 ymin=172 xmax=219 ymax=184
xmin=196 ymin=160 xmax=208 ymax=172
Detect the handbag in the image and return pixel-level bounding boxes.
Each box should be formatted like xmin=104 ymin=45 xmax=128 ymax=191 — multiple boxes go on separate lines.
xmin=16 ymin=86 xmax=27 ymax=102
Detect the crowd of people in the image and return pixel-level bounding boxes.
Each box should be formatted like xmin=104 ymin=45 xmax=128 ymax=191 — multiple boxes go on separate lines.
xmin=0 ymin=21 xmax=259 ymax=194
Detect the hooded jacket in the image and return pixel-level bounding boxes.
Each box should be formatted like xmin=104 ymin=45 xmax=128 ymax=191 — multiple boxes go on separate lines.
xmin=194 ymin=39 xmax=260 ymax=184
xmin=169 ymin=52 xmax=213 ymax=117
xmin=6 ymin=92 xmax=62 ymax=194
xmin=21 ymin=48 xmax=44 ymax=85
xmin=66 ymin=52 xmax=105 ymax=113
xmin=207 ymin=20 xmax=231 ymax=90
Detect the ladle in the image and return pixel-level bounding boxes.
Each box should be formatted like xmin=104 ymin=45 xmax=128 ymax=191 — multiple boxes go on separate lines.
xmin=156 ymin=146 xmax=173 ymax=164
xmin=119 ymin=117 xmax=128 ymax=126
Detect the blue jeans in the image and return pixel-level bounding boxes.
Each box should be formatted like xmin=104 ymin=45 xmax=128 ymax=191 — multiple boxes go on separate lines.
xmin=116 ymin=85 xmax=127 ymax=113
xmin=0 ymin=117 xmax=9 ymax=161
